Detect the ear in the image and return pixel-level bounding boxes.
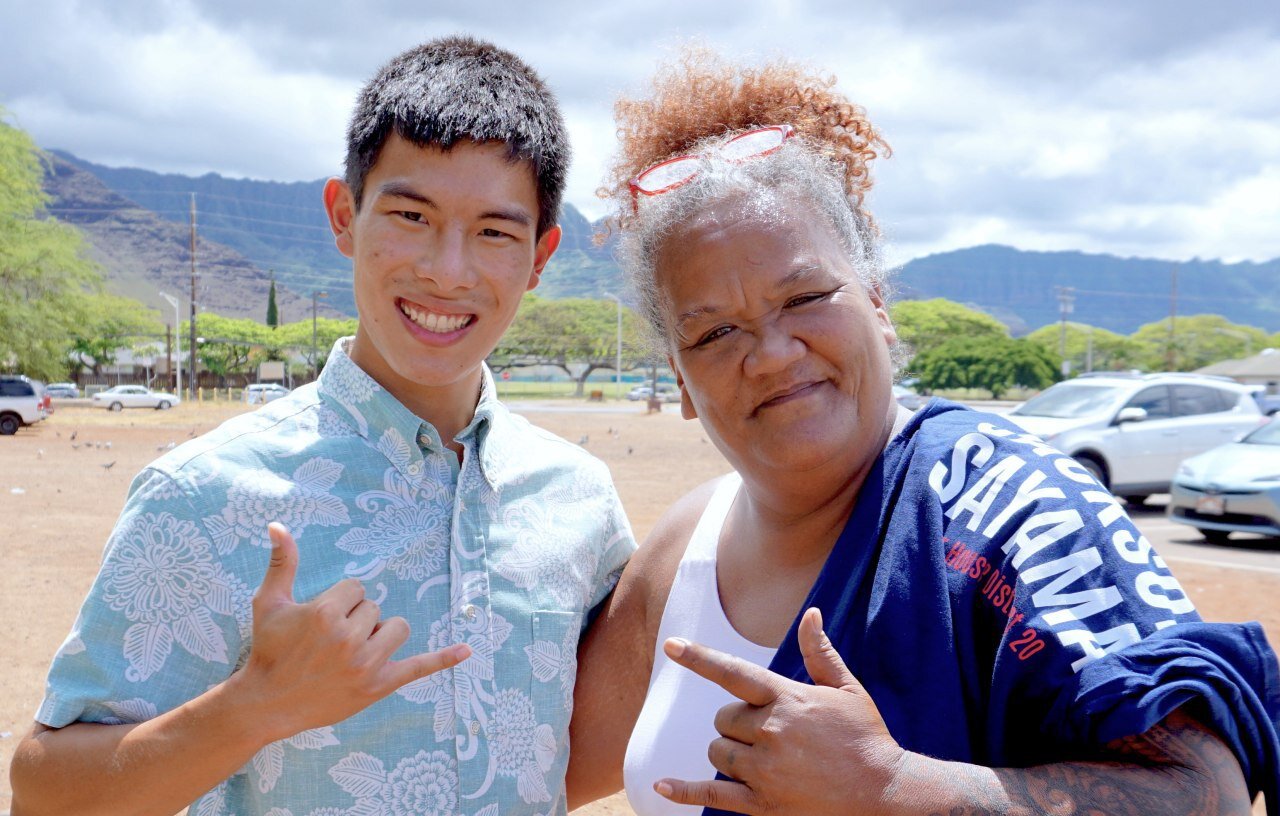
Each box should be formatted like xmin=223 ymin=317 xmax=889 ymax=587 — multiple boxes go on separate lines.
xmin=527 ymin=225 xmax=562 ymax=292
xmin=323 ymin=177 xmax=357 ymax=259
xmin=868 ymin=284 xmax=897 ymax=348
xmin=670 ymin=354 xmax=698 ymax=420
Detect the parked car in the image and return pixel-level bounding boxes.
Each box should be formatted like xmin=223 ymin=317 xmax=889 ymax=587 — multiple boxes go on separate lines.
xmin=45 ymin=382 xmax=80 ymax=399
xmin=1168 ymin=418 xmax=1280 ymax=544
xmin=1248 ymin=386 xmax=1280 ymax=416
xmin=92 ymin=385 xmax=180 ymax=411
xmin=244 ymin=383 xmax=291 ymax=404
xmin=893 ymin=384 xmax=924 ymax=411
xmin=627 ymin=383 xmax=679 ymax=403
xmin=0 ymin=375 xmax=50 ymax=435
xmin=1006 ymin=373 xmax=1264 ymax=504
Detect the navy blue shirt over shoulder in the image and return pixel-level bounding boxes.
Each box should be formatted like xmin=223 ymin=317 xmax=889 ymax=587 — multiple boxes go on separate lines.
xmin=707 ymin=400 xmax=1280 ymax=815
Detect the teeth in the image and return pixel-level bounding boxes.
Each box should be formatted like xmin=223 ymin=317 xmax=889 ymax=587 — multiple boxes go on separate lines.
xmin=401 ymin=302 xmax=471 ymax=333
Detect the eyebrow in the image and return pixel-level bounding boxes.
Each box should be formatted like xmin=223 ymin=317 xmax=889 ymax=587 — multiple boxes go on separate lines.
xmin=376 ymin=181 xmax=533 ymax=227
xmin=675 ymin=263 xmax=825 ymax=330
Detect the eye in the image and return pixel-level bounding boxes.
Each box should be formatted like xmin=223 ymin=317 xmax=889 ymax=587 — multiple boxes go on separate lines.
xmin=692 ymin=325 xmax=734 ymax=348
xmin=397 ymin=211 xmax=424 ymax=223
xmin=786 ymin=291 xmax=830 ymax=308
xmin=480 ymin=227 xmax=513 ymax=239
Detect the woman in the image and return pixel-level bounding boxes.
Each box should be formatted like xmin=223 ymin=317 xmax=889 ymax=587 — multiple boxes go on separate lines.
xmin=567 ymin=51 xmax=1279 ymax=815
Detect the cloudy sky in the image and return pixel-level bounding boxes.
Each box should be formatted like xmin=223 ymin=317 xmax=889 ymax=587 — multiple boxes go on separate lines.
xmin=2 ymin=0 xmax=1278 ymax=266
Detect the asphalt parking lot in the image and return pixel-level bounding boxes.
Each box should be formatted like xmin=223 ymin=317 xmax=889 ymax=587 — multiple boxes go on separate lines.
xmin=1131 ymin=496 xmax=1280 ymax=575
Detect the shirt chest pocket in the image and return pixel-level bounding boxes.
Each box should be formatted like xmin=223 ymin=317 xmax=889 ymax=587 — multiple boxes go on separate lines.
xmin=526 ymin=610 xmax=580 ymax=736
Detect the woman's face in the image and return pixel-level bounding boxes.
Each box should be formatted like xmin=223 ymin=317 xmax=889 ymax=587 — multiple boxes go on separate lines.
xmin=654 ymin=194 xmax=898 ymax=480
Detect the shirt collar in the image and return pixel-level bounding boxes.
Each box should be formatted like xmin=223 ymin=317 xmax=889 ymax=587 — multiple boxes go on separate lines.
xmin=317 ymin=338 xmax=513 ymax=489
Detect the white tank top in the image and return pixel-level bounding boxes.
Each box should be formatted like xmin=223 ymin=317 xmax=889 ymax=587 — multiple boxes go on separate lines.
xmin=623 ymin=473 xmax=779 ymax=815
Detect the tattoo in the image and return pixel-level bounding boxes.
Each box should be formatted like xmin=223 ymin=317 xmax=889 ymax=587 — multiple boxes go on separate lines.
xmin=915 ymin=710 xmax=1252 ymax=816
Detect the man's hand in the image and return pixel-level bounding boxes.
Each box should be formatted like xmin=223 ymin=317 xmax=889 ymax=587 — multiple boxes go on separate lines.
xmin=232 ymin=522 xmax=471 ymax=742
xmin=654 ymin=607 xmax=905 ymax=815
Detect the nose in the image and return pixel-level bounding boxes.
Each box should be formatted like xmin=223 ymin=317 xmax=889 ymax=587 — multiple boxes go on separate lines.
xmin=742 ymin=321 xmax=804 ymax=380
xmin=414 ymin=227 xmax=478 ymax=291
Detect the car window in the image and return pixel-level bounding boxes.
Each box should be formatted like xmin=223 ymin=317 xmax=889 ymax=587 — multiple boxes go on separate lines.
xmin=1010 ymin=383 xmax=1126 ymax=418
xmin=1174 ymin=385 xmax=1231 ymax=417
xmin=1124 ymin=386 xmax=1172 ymax=419
xmin=0 ymin=381 xmax=34 ymax=397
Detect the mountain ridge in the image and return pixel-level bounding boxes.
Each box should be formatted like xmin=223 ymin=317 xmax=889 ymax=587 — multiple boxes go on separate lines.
xmin=44 ymin=150 xmax=1280 ymax=335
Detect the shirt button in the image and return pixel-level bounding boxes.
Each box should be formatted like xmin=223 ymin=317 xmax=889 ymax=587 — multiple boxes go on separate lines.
xmin=463 ymin=604 xmax=478 ymax=621
xmin=407 ymin=462 xmax=422 ymax=476
xmin=470 ymin=720 xmax=481 ymax=735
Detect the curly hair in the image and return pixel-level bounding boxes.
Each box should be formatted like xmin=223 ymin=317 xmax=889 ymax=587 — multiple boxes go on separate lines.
xmin=602 ymin=49 xmax=898 ymax=358
xmin=602 ymin=47 xmax=889 ymax=232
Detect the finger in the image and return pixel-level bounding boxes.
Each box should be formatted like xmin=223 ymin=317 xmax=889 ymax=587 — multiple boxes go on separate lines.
xmin=315 ymin=577 xmax=366 ymax=616
xmin=365 ymin=615 xmax=411 ymax=663
xmin=383 ymin=643 xmax=472 ymax=689
xmin=798 ymin=607 xmax=858 ymax=690
xmin=664 ymin=638 xmax=782 ymax=707
xmin=654 ymin=777 xmax=759 ymax=814
xmin=707 ymin=735 xmax=756 ymax=782
xmin=256 ymin=523 xmax=298 ymax=603
xmin=713 ymin=700 xmax=769 ymax=744
xmin=346 ymin=598 xmax=381 ymax=638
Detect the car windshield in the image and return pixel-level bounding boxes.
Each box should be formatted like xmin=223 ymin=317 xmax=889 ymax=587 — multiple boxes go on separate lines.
xmin=1011 ymin=383 xmax=1126 ymax=418
xmin=1244 ymin=420 xmax=1280 ymax=446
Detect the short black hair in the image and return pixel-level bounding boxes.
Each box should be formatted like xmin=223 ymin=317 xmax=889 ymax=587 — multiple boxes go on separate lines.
xmin=344 ymin=36 xmax=569 ymax=237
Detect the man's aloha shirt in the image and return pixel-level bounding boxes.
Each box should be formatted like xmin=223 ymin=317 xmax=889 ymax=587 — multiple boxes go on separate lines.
xmin=38 ymin=339 xmax=636 ymax=816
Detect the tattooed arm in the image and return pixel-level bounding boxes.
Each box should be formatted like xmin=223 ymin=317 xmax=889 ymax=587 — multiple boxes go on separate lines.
xmin=651 ymin=616 xmax=1254 ymax=816
xmin=895 ymin=708 xmax=1253 ymax=816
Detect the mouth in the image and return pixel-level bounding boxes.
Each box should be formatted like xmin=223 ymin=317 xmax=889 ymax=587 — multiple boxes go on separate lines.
xmin=397 ymin=298 xmax=476 ymax=336
xmin=754 ymin=380 xmax=824 ymax=414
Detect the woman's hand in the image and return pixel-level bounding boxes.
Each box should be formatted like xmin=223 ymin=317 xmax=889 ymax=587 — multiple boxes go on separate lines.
xmin=655 ymin=607 xmax=906 ymax=815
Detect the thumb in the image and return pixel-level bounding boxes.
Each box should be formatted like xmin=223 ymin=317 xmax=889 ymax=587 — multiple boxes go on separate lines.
xmin=798 ymin=607 xmax=857 ymax=690
xmin=258 ymin=522 xmax=299 ymax=604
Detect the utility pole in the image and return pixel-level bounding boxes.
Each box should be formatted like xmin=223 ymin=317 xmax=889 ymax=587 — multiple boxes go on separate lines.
xmin=160 ymin=291 xmax=181 ymax=400
xmin=189 ymin=193 xmax=199 ymax=400
xmin=1166 ymin=265 xmax=1178 ymax=370
xmin=1085 ymin=326 xmax=1094 ymax=373
xmin=165 ymin=324 xmax=173 ymax=392
xmin=1055 ymin=286 xmax=1075 ymax=377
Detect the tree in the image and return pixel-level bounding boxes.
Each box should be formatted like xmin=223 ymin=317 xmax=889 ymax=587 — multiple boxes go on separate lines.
xmin=1024 ymin=322 xmax=1145 ymax=374
xmin=68 ymin=293 xmax=165 ymax=377
xmin=273 ymin=316 xmax=359 ymax=375
xmin=494 ymin=295 xmax=648 ymax=395
xmin=890 ymin=299 xmax=1008 ymax=361
xmin=266 ymin=278 xmax=279 ymax=328
xmin=1130 ymin=314 xmax=1271 ymax=372
xmin=914 ymin=336 xmax=1060 ymax=399
xmin=191 ymin=313 xmax=274 ymax=383
xmin=0 ymin=113 xmax=103 ymax=380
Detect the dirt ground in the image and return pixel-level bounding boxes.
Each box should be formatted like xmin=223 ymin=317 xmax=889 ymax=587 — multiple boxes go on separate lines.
xmin=2 ymin=401 xmax=1276 ymax=814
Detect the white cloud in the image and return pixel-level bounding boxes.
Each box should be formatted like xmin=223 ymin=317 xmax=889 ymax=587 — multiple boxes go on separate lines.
xmin=1 ymin=0 xmax=1277 ymax=264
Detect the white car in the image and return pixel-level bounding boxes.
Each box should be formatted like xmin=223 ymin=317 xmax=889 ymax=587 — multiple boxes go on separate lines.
xmin=92 ymin=385 xmax=181 ymax=411
xmin=1006 ymin=373 xmax=1264 ymax=504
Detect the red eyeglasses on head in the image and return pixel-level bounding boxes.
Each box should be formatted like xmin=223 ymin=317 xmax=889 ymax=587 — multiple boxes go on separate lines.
xmin=627 ymin=125 xmax=795 ymax=210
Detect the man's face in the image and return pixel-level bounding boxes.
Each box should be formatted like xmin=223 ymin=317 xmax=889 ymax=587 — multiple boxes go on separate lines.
xmin=325 ymin=135 xmax=560 ymax=398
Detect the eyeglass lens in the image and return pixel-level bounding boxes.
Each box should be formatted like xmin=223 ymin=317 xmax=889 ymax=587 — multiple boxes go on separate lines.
xmin=719 ymin=128 xmax=787 ymax=160
xmin=635 ymin=156 xmax=701 ymax=193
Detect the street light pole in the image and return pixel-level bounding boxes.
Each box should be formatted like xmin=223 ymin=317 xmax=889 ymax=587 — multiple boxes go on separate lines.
xmin=159 ymin=292 xmax=182 ymax=399
xmin=311 ymin=290 xmax=328 ymax=381
xmin=604 ymin=292 xmax=623 ymax=400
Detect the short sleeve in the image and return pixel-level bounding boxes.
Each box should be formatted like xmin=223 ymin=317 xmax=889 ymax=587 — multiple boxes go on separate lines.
xmin=36 ymin=468 xmax=254 ymax=729
xmin=583 ymin=478 xmax=637 ymax=631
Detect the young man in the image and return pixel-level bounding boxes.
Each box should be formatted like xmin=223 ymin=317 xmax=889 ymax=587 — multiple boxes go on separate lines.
xmin=11 ymin=37 xmax=634 ymax=815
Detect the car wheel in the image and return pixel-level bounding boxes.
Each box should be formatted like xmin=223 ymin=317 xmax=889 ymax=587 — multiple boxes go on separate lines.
xmin=157 ymin=401 xmax=171 ymax=410
xmin=109 ymin=402 xmax=123 ymax=412
xmin=0 ymin=414 xmax=19 ymax=435
xmin=1202 ymin=529 xmax=1233 ymax=546
xmin=1121 ymin=495 xmax=1148 ymax=507
xmin=1076 ymin=455 xmax=1108 ymax=489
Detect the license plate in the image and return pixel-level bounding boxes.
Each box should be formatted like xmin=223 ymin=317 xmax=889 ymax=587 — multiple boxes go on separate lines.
xmin=1196 ymin=495 xmax=1225 ymax=516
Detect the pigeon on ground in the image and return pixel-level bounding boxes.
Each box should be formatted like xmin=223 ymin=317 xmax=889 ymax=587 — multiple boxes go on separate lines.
xmin=101 ymin=461 xmax=116 ymax=472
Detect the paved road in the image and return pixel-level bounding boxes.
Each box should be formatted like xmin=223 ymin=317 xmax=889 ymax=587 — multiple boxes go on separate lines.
xmin=1130 ymin=496 xmax=1280 ymax=575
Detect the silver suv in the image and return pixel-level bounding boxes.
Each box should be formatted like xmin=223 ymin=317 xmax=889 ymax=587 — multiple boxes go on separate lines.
xmin=0 ymin=375 xmax=50 ymax=435
xmin=1006 ymin=373 xmax=1264 ymax=504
